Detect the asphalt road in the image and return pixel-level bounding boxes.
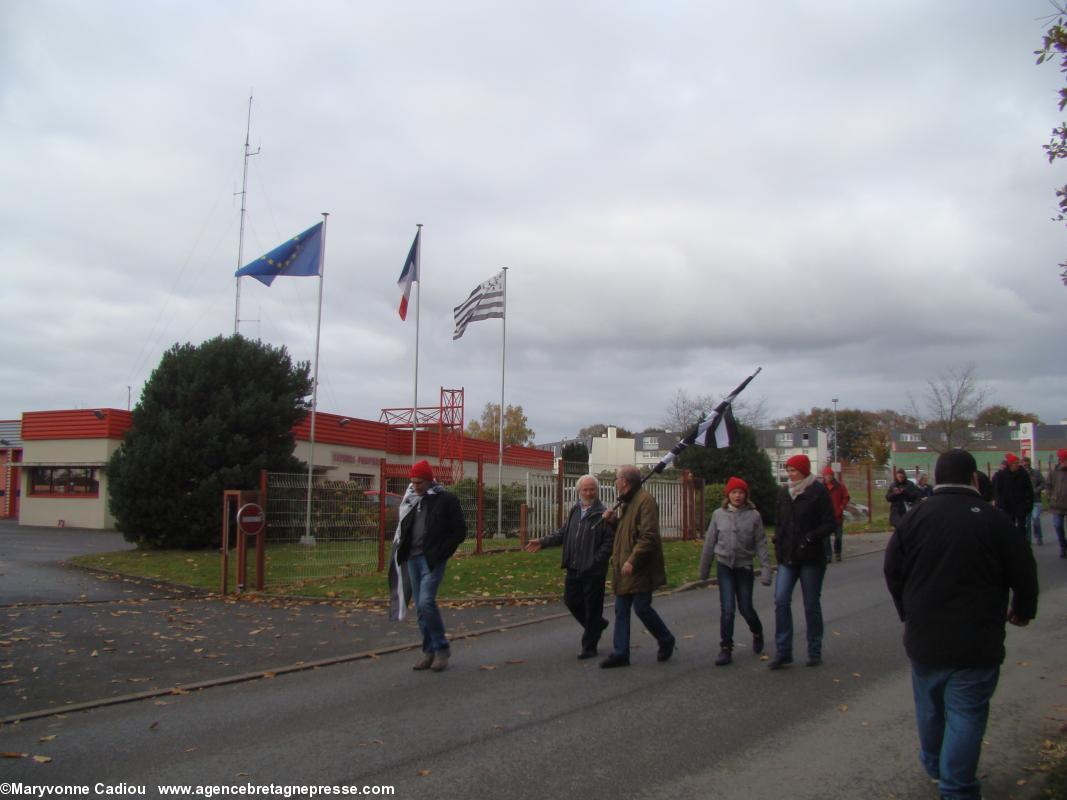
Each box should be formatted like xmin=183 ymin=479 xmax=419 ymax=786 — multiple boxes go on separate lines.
xmin=1 ymin=522 xmax=1065 ymax=800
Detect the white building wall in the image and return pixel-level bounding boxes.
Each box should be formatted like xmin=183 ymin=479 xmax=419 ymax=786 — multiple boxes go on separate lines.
xmin=17 ymin=438 xmax=122 ymax=529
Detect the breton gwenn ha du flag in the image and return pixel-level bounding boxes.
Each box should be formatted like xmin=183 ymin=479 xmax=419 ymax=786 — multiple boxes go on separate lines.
xmin=397 ymin=229 xmax=420 ymax=321
xmin=234 ymin=222 xmax=324 ymax=286
xmin=453 ymin=270 xmax=505 ymax=340
xmin=648 ymin=368 xmax=762 ymax=477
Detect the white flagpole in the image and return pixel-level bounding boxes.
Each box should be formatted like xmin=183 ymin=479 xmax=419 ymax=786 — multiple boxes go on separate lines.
xmin=497 ymin=267 xmax=507 ymax=534
xmin=302 ymin=212 xmax=329 ymax=545
xmin=412 ymin=224 xmax=422 ymax=462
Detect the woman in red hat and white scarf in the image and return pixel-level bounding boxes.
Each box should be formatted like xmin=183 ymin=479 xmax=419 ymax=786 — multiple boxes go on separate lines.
xmin=769 ymin=454 xmax=835 ymax=670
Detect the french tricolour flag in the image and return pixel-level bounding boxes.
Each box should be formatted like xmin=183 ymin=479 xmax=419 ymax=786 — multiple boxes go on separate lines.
xmin=397 ymin=229 xmax=420 ymax=320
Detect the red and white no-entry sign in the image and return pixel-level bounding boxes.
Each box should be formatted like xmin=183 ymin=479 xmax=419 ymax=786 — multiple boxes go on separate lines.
xmin=236 ymin=502 xmax=265 ymax=535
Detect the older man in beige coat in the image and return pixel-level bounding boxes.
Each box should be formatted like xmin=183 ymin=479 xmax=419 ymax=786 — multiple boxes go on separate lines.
xmin=599 ymin=465 xmax=676 ymax=669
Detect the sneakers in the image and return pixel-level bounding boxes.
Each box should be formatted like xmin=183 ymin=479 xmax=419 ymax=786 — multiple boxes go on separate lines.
xmin=577 ymin=648 xmax=598 ymax=660
xmin=599 ymin=653 xmax=630 ymax=669
xmin=768 ymin=656 xmax=793 ymax=670
xmin=752 ymin=633 xmax=765 ymax=654
xmin=806 ymin=656 xmax=822 ymax=667
xmin=412 ymin=652 xmax=434 ymax=671
xmin=430 ymin=650 xmax=450 ymax=672
xmin=715 ymin=648 xmax=733 ymax=666
xmin=657 ymin=636 xmax=676 ymax=662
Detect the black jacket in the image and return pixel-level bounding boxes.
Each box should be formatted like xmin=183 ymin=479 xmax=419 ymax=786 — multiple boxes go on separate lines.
xmin=993 ymin=467 xmax=1034 ymax=519
xmin=540 ymin=499 xmax=612 ymax=576
xmin=884 ymin=486 xmax=1038 ymax=668
xmin=774 ymin=479 xmax=835 ymax=566
xmin=396 ymin=488 xmax=468 ymax=569
xmin=886 ymin=479 xmax=922 ymax=529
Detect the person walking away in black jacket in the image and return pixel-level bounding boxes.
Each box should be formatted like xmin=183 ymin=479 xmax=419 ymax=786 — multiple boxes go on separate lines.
xmin=885 ymin=448 xmax=1037 ymax=800
xmin=992 ymin=453 xmax=1034 ymax=543
xmin=525 ymin=474 xmax=613 ymax=658
xmin=769 ymin=454 xmax=835 ymax=670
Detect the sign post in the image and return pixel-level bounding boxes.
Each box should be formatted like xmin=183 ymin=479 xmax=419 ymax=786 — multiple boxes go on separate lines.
xmin=235 ymin=502 xmax=266 ymax=591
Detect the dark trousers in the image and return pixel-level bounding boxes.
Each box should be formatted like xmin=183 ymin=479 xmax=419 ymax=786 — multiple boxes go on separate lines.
xmin=717 ymin=563 xmax=763 ymax=649
xmin=563 ymin=570 xmax=608 ymax=651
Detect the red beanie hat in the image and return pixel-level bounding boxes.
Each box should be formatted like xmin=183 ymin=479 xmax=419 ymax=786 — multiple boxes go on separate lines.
xmin=409 ymin=460 xmax=434 ymax=481
xmin=1058 ymin=448 xmax=1067 ymax=462
xmin=785 ymin=454 xmax=811 ymax=477
xmin=1005 ymin=453 xmax=1019 ymax=465
xmin=822 ymin=465 xmax=834 ymax=476
xmin=725 ymin=476 xmax=749 ymax=495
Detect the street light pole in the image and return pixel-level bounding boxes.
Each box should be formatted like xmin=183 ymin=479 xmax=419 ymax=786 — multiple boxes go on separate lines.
xmin=832 ymin=398 xmax=839 ymax=468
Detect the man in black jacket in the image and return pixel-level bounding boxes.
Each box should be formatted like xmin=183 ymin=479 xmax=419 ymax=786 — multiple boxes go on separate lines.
xmin=885 ymin=449 xmax=1038 ymax=800
xmin=992 ymin=452 xmax=1034 ymax=541
xmin=525 ymin=474 xmax=613 ymax=658
xmin=396 ymin=460 xmax=468 ymax=672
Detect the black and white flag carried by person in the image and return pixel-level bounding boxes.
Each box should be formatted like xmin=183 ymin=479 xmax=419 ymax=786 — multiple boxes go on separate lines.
xmin=650 ymin=368 xmax=762 ymax=477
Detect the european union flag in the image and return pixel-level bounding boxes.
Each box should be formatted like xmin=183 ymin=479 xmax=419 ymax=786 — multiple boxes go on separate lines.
xmin=235 ymin=222 xmax=323 ymax=286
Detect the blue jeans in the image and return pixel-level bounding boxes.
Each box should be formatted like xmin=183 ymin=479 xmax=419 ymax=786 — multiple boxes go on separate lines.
xmin=911 ymin=663 xmax=1000 ymax=800
xmin=717 ymin=563 xmax=763 ymax=649
xmin=773 ymin=562 xmax=826 ymax=659
xmin=1054 ymin=512 xmax=1067 ymax=556
xmin=406 ymin=554 xmax=449 ymax=654
xmin=612 ymin=591 xmax=673 ymax=658
xmin=1031 ymin=502 xmax=1043 ymax=544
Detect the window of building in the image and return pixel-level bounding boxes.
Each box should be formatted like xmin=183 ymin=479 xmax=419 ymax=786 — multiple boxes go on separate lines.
xmin=29 ymin=466 xmax=99 ymax=497
xmin=775 ymin=433 xmax=793 ymax=446
xmin=900 ymin=433 xmax=921 ymax=442
xmin=642 ymin=439 xmax=660 ymax=451
xmin=972 ymin=431 xmax=992 ymax=441
xmin=1010 ymin=430 xmax=1022 ymax=440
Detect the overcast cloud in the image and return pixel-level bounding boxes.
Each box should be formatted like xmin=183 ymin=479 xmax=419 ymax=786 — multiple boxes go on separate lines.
xmin=1 ymin=0 xmax=1064 ymax=443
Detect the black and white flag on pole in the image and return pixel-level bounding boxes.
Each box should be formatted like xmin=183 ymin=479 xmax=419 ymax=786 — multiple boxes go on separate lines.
xmin=694 ymin=403 xmax=739 ymax=449
xmin=453 ymin=270 xmax=505 ymax=340
xmin=647 ymin=368 xmax=762 ymax=478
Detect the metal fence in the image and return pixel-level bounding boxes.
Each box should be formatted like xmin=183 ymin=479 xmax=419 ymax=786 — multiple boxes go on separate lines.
xmin=255 ymin=462 xmax=700 ymax=587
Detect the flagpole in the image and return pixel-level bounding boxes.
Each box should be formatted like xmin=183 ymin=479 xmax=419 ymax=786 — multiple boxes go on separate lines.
xmin=497 ymin=267 xmax=507 ymax=535
xmin=302 ymin=211 xmax=329 ymax=546
xmin=412 ymin=224 xmax=422 ymax=462
xmin=234 ymin=93 xmax=260 ymax=335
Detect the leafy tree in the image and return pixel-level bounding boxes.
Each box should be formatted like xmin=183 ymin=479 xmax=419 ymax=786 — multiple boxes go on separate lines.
xmin=974 ymin=404 xmax=1043 ymax=427
xmin=560 ymin=441 xmax=589 ymax=474
xmin=676 ymin=423 xmax=778 ymax=524
xmin=108 ymin=335 xmax=311 ymax=549
xmin=466 ymin=402 xmax=535 ymax=446
xmin=1036 ymin=3 xmax=1067 ymax=284
xmin=907 ymin=364 xmax=989 ymax=452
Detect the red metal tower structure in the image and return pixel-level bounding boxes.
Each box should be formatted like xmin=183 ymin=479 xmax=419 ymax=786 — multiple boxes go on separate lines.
xmin=379 ymin=387 xmax=465 ymax=480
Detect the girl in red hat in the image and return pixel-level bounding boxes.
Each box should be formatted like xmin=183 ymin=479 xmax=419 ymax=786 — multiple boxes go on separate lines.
xmin=698 ymin=476 xmax=772 ymax=666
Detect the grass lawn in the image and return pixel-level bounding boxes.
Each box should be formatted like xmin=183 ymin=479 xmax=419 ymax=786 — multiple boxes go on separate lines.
xmin=70 ymin=538 xmax=716 ymax=601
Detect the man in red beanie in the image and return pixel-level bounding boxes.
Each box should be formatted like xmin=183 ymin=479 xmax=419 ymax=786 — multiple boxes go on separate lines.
xmin=1049 ymin=448 xmax=1067 ymax=558
xmin=393 ymin=460 xmax=467 ymax=672
xmin=821 ymin=466 xmax=851 ymax=564
xmin=992 ymin=453 xmax=1033 ymax=543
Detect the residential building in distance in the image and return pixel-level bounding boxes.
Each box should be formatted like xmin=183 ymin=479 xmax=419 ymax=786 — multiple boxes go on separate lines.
xmin=890 ymin=422 xmax=1067 ymax=477
xmin=756 ymin=426 xmax=829 ymax=483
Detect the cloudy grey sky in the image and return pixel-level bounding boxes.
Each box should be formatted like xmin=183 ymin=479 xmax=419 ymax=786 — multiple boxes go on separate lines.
xmin=2 ymin=0 xmax=1064 ymax=443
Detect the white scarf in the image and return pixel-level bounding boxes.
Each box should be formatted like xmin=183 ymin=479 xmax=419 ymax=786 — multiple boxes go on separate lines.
xmin=788 ymin=473 xmax=816 ymax=499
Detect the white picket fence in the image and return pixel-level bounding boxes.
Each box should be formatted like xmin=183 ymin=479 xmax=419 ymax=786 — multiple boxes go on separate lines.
xmin=525 ymin=472 xmax=687 ymax=539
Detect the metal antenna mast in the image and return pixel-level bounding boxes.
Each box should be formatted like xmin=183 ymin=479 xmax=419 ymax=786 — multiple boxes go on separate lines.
xmin=234 ymin=93 xmax=261 ymax=334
